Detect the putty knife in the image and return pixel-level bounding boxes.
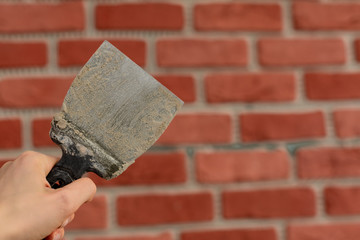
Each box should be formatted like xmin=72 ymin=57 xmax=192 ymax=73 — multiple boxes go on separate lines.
xmin=46 ymin=41 xmax=183 ymax=189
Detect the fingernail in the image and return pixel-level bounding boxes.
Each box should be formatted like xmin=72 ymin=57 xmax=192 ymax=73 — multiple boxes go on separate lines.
xmin=53 ymin=232 xmax=62 ymax=240
xmin=60 ymin=218 xmax=70 ymax=228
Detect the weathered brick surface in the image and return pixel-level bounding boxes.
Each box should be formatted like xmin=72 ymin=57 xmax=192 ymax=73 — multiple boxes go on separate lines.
xmin=240 ymin=111 xmax=326 ymax=142
xmin=181 ymin=228 xmax=276 ymax=240
xmin=354 ymin=39 xmax=360 ymax=62
xmin=153 ymin=75 xmax=196 ymax=103
xmin=293 ymin=1 xmax=360 ymax=30
xmin=223 ymin=187 xmax=316 ymax=219
xmin=334 ymin=109 xmax=360 ymax=138
xmin=288 ymin=223 xmax=360 ymax=240
xmin=66 ymin=195 xmax=107 ymax=230
xmin=0 ymin=119 xmax=21 ymax=149
xmin=3 ymin=2 xmax=360 ymax=239
xmin=195 ymin=150 xmax=289 ymax=183
xmin=117 ymin=192 xmax=213 ymax=225
xmin=75 ymin=232 xmax=172 ymax=240
xmin=194 ymin=3 xmax=282 ymax=31
xmin=0 ymin=2 xmax=84 ymax=33
xmin=96 ymin=3 xmax=183 ymax=30
xmin=205 ymin=72 xmax=295 ymax=103
xmin=297 ymin=147 xmax=360 ymax=179
xmin=0 ymin=42 xmax=47 ymax=68
xmin=305 ymin=72 xmax=360 ymax=100
xmin=90 ymin=152 xmax=186 ymax=186
xmin=58 ymin=39 xmax=146 ymax=67
xmin=157 ymin=113 xmax=232 ymax=144
xmin=0 ymin=76 xmax=72 ymax=108
xmin=258 ymin=38 xmax=345 ymax=66
xmin=32 ymin=118 xmax=54 ymax=147
xmin=157 ymin=38 xmax=247 ymax=67
xmin=325 ymin=186 xmax=360 ymax=215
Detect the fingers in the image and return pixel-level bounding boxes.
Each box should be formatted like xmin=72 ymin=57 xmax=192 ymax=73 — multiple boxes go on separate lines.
xmin=36 ymin=153 xmax=59 ymax=176
xmin=43 ymin=212 xmax=74 ymax=240
xmin=56 ymin=177 xmax=96 ymax=213
xmin=0 ymin=160 xmax=13 ymax=172
xmin=18 ymin=151 xmax=59 ymax=176
xmin=60 ymin=213 xmax=74 ymax=228
xmin=45 ymin=227 xmax=64 ymax=240
xmin=44 ymin=212 xmax=74 ymax=240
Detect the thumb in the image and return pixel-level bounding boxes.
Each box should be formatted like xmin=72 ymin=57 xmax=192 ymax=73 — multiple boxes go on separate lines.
xmin=56 ymin=177 xmax=97 ymax=213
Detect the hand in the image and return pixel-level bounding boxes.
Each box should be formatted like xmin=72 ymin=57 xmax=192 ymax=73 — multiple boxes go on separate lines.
xmin=0 ymin=151 xmax=96 ymax=240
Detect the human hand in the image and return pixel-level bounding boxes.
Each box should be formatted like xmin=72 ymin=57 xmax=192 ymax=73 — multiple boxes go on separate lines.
xmin=0 ymin=151 xmax=96 ymax=240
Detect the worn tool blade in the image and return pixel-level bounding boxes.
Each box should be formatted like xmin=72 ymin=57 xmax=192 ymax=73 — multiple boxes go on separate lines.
xmin=47 ymin=41 xmax=183 ymax=187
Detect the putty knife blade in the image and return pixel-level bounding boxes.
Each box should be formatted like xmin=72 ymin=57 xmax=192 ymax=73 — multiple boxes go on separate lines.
xmin=46 ymin=41 xmax=183 ymax=188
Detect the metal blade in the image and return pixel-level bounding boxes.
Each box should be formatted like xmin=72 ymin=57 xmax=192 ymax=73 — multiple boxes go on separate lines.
xmin=49 ymin=41 xmax=183 ymax=181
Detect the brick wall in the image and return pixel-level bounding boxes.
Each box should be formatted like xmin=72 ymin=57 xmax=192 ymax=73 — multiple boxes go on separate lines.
xmin=2 ymin=0 xmax=360 ymax=240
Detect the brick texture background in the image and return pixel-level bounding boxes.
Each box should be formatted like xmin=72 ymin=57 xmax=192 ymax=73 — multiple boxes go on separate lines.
xmin=2 ymin=0 xmax=360 ymax=240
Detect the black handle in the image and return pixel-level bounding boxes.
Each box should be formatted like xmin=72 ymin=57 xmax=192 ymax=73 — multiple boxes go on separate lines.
xmin=43 ymin=153 xmax=92 ymax=240
xmin=46 ymin=152 xmax=93 ymax=189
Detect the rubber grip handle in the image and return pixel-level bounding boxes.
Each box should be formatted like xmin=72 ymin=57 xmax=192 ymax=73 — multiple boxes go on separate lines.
xmin=46 ymin=153 xmax=91 ymax=189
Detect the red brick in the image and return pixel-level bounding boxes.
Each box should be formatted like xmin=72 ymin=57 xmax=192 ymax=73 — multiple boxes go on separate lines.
xmin=223 ymin=187 xmax=315 ymax=219
xmin=157 ymin=113 xmax=232 ymax=144
xmin=89 ymin=152 xmax=186 ymax=186
xmin=0 ymin=119 xmax=21 ymax=149
xmin=325 ymin=186 xmax=360 ymax=216
xmin=157 ymin=38 xmax=247 ymax=67
xmin=196 ymin=150 xmax=289 ymax=183
xmin=75 ymin=232 xmax=172 ymax=240
xmin=293 ymin=1 xmax=360 ymax=30
xmin=195 ymin=3 xmax=281 ymax=31
xmin=258 ymin=38 xmax=345 ymax=66
xmin=297 ymin=147 xmax=360 ymax=179
xmin=66 ymin=195 xmax=107 ymax=230
xmin=0 ymin=2 xmax=84 ymax=33
xmin=153 ymin=75 xmax=196 ymax=103
xmin=117 ymin=192 xmax=213 ymax=225
xmin=0 ymin=42 xmax=47 ymax=68
xmin=240 ymin=111 xmax=325 ymax=142
xmin=181 ymin=228 xmax=276 ymax=240
xmin=58 ymin=39 xmax=146 ymax=67
xmin=205 ymin=72 xmax=295 ymax=103
xmin=305 ymin=72 xmax=360 ymax=100
xmin=32 ymin=118 xmax=55 ymax=147
xmin=334 ymin=108 xmax=360 ymax=138
xmin=354 ymin=40 xmax=360 ymax=62
xmin=0 ymin=76 xmax=72 ymax=108
xmin=96 ymin=3 xmax=183 ymax=30
xmin=288 ymin=223 xmax=360 ymax=240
